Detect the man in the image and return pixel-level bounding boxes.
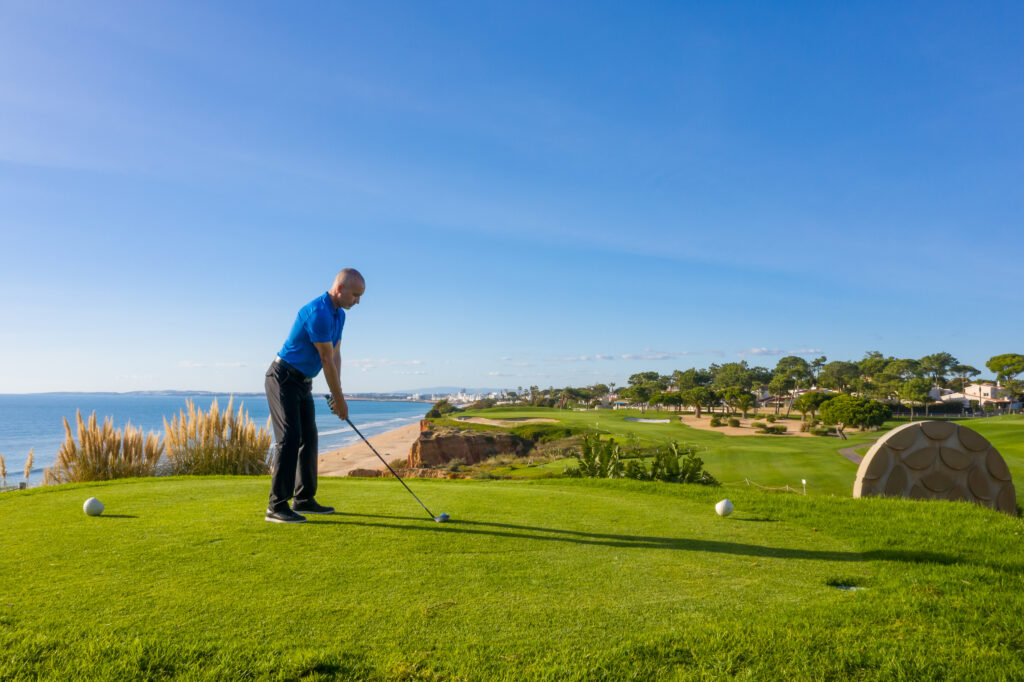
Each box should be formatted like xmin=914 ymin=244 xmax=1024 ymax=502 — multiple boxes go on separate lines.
xmin=264 ymin=268 xmax=365 ymax=523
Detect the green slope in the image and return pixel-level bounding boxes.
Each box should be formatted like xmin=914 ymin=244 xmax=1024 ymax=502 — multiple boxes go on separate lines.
xmin=458 ymin=409 xmax=1024 ymax=497
xmin=2 ymin=476 xmax=1023 ymax=680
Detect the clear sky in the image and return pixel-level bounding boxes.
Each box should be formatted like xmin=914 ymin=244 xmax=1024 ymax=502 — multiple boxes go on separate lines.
xmin=1 ymin=1 xmax=1021 ymax=395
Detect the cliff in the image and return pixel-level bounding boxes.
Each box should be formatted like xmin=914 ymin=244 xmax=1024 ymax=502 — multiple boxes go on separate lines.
xmin=408 ymin=427 xmax=529 ymax=467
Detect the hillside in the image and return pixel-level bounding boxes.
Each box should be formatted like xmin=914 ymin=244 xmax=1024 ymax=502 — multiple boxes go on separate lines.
xmin=447 ymin=409 xmax=1024 ymax=497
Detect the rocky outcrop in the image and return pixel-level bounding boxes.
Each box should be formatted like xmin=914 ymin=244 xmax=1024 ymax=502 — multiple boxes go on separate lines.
xmin=409 ymin=428 xmax=528 ymax=467
xmin=347 ymin=468 xmax=382 ymax=478
xmin=346 ymin=466 xmax=471 ymax=479
xmin=388 ymin=468 xmax=472 ymax=479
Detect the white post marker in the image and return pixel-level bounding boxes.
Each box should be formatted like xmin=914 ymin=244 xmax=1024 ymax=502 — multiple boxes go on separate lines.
xmin=802 ymin=479 xmax=807 ymax=495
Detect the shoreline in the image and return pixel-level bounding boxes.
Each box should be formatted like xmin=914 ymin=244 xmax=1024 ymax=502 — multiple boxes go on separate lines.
xmin=319 ymin=422 xmax=422 ymax=476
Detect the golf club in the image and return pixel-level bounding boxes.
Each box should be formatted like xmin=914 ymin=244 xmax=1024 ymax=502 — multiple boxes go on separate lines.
xmin=326 ymin=395 xmax=449 ymax=523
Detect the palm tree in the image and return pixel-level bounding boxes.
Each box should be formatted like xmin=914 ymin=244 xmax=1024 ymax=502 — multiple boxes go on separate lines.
xmin=735 ymin=392 xmax=755 ymax=418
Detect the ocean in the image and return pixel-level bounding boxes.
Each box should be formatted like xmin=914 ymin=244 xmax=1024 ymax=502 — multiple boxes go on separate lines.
xmin=0 ymin=393 xmax=429 ymax=484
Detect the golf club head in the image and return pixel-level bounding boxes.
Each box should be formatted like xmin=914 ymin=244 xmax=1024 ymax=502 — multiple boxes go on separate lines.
xmin=434 ymin=513 xmax=450 ymax=523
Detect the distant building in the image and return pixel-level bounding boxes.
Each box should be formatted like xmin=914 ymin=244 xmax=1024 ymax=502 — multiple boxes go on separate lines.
xmin=934 ymin=382 xmax=1012 ymax=408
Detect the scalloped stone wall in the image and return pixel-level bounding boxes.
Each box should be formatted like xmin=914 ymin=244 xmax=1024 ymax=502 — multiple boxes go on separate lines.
xmin=853 ymin=421 xmax=1016 ymax=514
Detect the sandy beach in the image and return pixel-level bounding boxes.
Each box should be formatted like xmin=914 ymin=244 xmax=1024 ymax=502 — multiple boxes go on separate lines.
xmin=318 ymin=422 xmax=422 ymax=476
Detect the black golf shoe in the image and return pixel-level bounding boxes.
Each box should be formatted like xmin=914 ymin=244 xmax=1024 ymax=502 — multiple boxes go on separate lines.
xmin=265 ymin=507 xmax=307 ymax=524
xmin=292 ymin=499 xmax=335 ymax=515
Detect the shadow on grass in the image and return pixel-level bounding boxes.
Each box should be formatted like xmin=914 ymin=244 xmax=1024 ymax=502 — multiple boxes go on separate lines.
xmin=315 ymin=512 xmax=972 ymax=567
xmin=97 ymin=514 xmax=137 ymax=519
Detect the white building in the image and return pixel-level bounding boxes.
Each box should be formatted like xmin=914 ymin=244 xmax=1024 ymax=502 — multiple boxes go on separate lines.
xmin=934 ymin=382 xmax=1012 ymax=408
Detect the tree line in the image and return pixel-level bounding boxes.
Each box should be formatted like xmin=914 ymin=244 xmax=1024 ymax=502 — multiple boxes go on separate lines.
xmin=501 ymin=352 xmax=1024 ymax=420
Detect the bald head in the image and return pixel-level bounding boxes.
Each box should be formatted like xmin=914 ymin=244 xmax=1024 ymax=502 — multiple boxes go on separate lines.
xmin=328 ymin=268 xmax=365 ymax=310
xmin=332 ymin=268 xmax=364 ymax=289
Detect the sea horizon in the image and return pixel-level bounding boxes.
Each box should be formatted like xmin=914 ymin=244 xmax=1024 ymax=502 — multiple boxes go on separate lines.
xmin=0 ymin=393 xmax=430 ymax=485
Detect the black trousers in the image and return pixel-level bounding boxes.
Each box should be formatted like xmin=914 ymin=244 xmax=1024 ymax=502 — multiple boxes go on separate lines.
xmin=265 ymin=359 xmax=318 ymax=511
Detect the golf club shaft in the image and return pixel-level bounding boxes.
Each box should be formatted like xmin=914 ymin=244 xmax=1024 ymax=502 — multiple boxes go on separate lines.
xmin=345 ymin=417 xmax=438 ymax=521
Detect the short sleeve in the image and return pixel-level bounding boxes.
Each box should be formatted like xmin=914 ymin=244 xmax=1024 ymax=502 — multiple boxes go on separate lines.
xmin=305 ymin=305 xmax=334 ymax=343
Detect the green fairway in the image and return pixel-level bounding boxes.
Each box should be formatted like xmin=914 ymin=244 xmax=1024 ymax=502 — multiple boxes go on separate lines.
xmin=456 ymin=409 xmax=1024 ymax=498
xmin=2 ymin=476 xmax=1023 ymax=680
xmin=958 ymin=414 xmax=1024 ymax=473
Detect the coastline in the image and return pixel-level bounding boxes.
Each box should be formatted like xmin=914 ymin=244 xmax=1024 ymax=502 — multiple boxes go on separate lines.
xmin=319 ymin=422 xmax=422 ymax=476
xmin=0 ymin=394 xmax=429 ymax=481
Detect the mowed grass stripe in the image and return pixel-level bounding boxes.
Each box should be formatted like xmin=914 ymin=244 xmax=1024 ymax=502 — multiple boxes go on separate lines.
xmin=2 ymin=476 xmax=1023 ymax=679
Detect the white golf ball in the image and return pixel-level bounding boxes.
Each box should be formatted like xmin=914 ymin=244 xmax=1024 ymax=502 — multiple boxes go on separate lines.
xmin=83 ymin=497 xmax=105 ymax=516
xmin=715 ymin=499 xmax=734 ymax=517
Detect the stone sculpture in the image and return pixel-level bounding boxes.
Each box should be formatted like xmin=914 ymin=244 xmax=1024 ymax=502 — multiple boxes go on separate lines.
xmin=853 ymin=421 xmax=1016 ymax=514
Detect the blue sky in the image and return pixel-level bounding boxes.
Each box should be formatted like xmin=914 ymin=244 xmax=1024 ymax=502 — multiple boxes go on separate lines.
xmin=1 ymin=1 xmax=1020 ymax=394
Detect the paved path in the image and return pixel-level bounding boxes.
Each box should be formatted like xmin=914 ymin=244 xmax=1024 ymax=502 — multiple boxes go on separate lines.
xmin=838 ymin=438 xmax=876 ymax=465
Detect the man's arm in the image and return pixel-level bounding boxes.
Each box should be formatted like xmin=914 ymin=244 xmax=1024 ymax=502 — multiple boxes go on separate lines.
xmin=314 ymin=341 xmax=347 ymax=420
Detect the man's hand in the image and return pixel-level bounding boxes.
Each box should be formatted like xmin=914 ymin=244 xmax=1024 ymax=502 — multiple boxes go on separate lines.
xmin=331 ymin=393 xmax=349 ymax=420
xmin=325 ymin=393 xmax=349 ymax=421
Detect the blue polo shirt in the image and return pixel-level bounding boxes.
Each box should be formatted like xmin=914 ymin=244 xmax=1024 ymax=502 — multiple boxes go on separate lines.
xmin=277 ymin=292 xmax=345 ymax=378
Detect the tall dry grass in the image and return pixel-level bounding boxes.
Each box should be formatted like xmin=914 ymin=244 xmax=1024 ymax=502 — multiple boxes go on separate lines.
xmin=24 ymin=448 xmax=34 ymax=484
xmin=42 ymin=411 xmax=164 ymax=485
xmin=163 ymin=397 xmax=272 ymax=475
xmin=1 ymin=454 xmax=7 ymax=488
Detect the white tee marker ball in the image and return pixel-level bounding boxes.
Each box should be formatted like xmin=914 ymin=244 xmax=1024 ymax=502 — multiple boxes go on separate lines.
xmin=715 ymin=499 xmax=734 ymax=517
xmin=83 ymin=497 xmax=104 ymax=516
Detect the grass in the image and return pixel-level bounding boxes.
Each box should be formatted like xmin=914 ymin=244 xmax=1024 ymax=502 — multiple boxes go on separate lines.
xmin=163 ymin=398 xmax=273 ymax=475
xmin=455 ymin=408 xmax=877 ymax=495
xmin=42 ymin=410 xmax=163 ymax=485
xmin=2 ymin=475 xmax=1023 ymax=679
xmin=455 ymin=408 xmax=1024 ymax=498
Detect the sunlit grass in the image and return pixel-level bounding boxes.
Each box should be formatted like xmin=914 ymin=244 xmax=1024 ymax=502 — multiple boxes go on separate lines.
xmin=2 ymin=476 xmax=1022 ymax=679
xmin=457 ymin=408 xmax=1024 ymax=498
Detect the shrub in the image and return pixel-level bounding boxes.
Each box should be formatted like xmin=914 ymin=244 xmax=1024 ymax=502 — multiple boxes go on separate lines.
xmin=624 ymin=459 xmax=648 ymax=480
xmin=766 ymin=415 xmax=777 ymax=423
xmin=567 ymin=434 xmax=623 ymax=479
xmin=610 ymin=442 xmax=719 ymax=485
xmin=425 ymin=399 xmax=457 ymax=419
xmin=820 ymin=395 xmax=891 ymax=438
xmin=757 ymin=424 xmax=787 ymax=435
xmin=728 ymin=418 xmax=740 ymax=427
xmin=751 ymin=421 xmax=766 ymax=429
xmin=510 ymin=423 xmax=577 ymax=443
xmin=43 ymin=410 xmax=163 ymax=484
xmin=650 ymin=442 xmax=718 ymax=485
xmin=163 ymin=398 xmax=272 ymax=476
xmin=810 ymin=427 xmax=832 ymax=436
xmin=709 ymin=416 xmax=723 ymax=427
